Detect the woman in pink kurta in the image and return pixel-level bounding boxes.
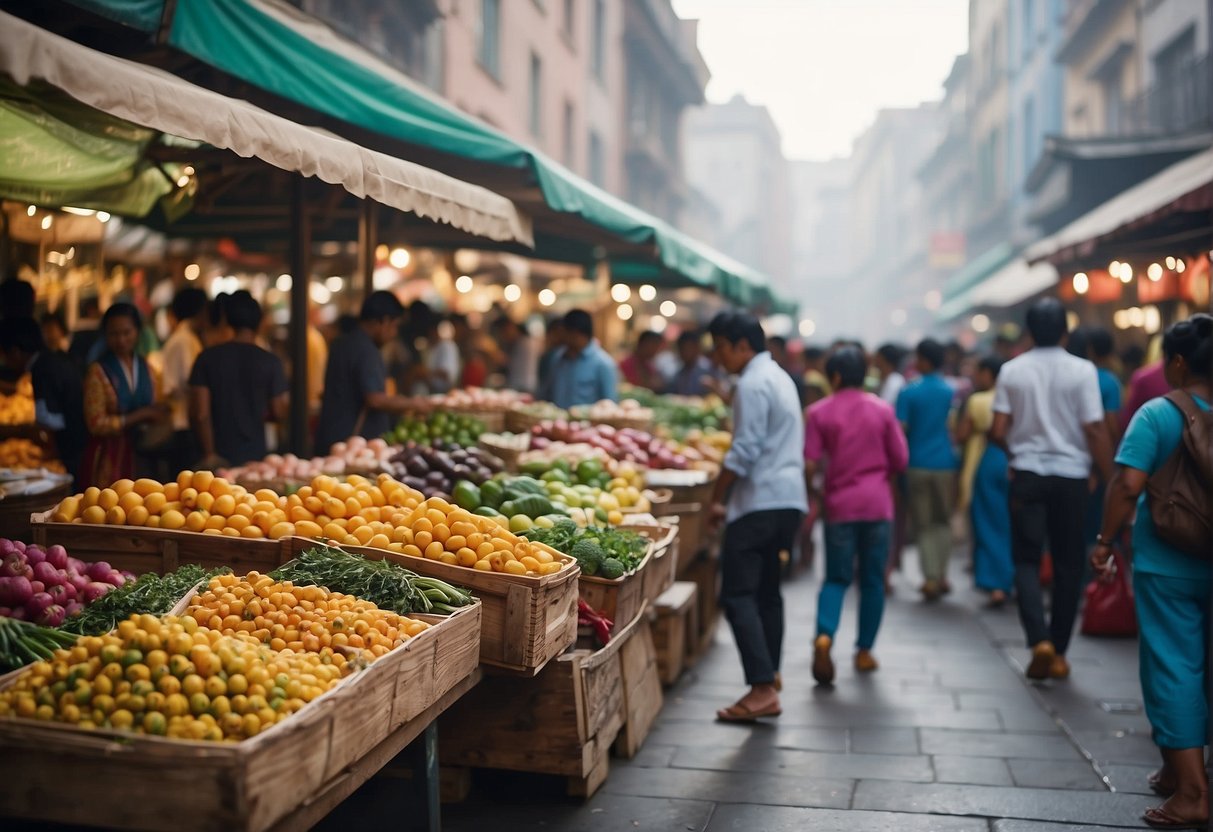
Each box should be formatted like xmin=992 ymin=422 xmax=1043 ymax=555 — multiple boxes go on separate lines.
xmin=803 ymin=346 xmax=909 ymax=686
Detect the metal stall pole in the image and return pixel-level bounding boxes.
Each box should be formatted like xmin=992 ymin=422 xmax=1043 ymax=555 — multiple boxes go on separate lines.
xmin=355 ymin=199 xmax=377 ymax=305
xmin=289 ymin=178 xmax=311 ymax=457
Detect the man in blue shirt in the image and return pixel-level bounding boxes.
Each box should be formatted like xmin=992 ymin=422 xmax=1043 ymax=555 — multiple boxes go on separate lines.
xmin=540 ymin=309 xmax=617 ymax=409
xmin=709 ymin=313 xmax=806 ymax=723
xmin=896 ymin=338 xmax=959 ymax=600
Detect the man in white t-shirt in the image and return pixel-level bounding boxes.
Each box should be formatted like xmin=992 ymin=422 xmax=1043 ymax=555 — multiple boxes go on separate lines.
xmin=991 ymin=298 xmax=1114 ymax=682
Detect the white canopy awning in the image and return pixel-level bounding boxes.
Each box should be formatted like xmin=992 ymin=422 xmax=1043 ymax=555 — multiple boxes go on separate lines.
xmin=1026 ymin=146 xmax=1213 ymax=264
xmin=0 ymin=10 xmax=533 ymax=247
xmin=970 ymin=259 xmax=1058 ymax=307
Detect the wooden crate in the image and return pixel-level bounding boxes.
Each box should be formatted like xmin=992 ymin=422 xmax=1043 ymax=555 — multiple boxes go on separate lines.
xmin=439 ymin=606 xmax=654 ymax=798
xmin=682 ymin=550 xmax=720 ymax=653
xmin=505 ymin=406 xmax=563 ymax=434
xmin=652 ymin=581 xmax=698 ymax=686
xmin=0 ymin=483 xmax=71 ymax=541
xmin=577 ymin=537 xmax=654 ymax=629
xmin=29 ymin=511 xmax=287 ymax=576
xmin=0 ymin=603 xmax=482 ymax=832
xmin=659 ymin=502 xmax=708 ymax=571
xmin=449 ymin=407 xmax=506 ymax=434
xmin=614 ymin=610 xmax=663 ymax=759
xmin=317 ymin=501 xmax=581 ymax=675
xmin=638 ymin=523 xmax=679 ymax=604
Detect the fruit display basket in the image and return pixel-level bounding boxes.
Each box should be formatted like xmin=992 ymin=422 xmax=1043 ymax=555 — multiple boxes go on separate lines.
xmin=576 ymin=523 xmax=676 ymax=630
xmin=477 ymin=433 xmax=528 ymax=472
xmin=0 ymin=602 xmax=482 ymax=832
xmin=29 ymin=510 xmax=288 ymax=577
xmin=332 ymin=501 xmax=581 ymax=675
xmin=634 ymin=523 xmax=679 ymax=607
xmin=446 ymin=407 xmax=506 ymax=434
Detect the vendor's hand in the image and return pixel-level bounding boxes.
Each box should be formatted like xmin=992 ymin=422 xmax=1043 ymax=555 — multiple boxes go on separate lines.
xmin=1090 ymin=542 xmax=1115 ymax=582
xmin=708 ymin=502 xmax=726 ymax=531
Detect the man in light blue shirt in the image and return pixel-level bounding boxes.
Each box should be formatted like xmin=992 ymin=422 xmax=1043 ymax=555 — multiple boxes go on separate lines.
xmin=708 ymin=313 xmax=806 ymax=724
xmin=540 ymin=309 xmax=617 ymax=409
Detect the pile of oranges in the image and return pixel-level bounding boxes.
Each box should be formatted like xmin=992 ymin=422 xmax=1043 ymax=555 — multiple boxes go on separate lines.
xmin=186 ymin=573 xmax=429 ymax=662
xmin=0 ymin=438 xmax=65 ymax=472
xmin=50 ymin=472 xmax=424 ymax=542
xmin=0 ymin=377 xmax=34 ymax=425
xmin=394 ymin=498 xmax=566 ymax=577
xmin=0 ymin=613 xmax=344 ymax=741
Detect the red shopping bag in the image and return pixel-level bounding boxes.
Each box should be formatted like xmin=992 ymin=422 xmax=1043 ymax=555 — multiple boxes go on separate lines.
xmin=1039 ymin=552 xmax=1053 ymax=587
xmin=1081 ymin=556 xmax=1138 ymax=637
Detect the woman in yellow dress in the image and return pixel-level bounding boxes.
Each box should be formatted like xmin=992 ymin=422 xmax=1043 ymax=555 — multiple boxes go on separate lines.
xmin=955 ymin=356 xmax=1012 ymax=605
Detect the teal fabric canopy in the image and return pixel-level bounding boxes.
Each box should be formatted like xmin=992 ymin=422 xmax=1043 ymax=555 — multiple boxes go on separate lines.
xmin=59 ymin=0 xmax=790 ymax=310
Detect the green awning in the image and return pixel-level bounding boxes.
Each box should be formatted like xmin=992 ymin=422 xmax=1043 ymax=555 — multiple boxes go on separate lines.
xmin=148 ymin=0 xmax=783 ymax=308
xmin=0 ymin=77 xmax=180 ymax=217
xmin=68 ymin=0 xmax=164 ymax=31
xmin=941 ymin=242 xmax=1015 ymax=304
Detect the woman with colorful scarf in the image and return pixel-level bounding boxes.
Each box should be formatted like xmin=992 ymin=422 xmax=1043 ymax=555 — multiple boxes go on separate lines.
xmin=81 ymin=303 xmax=166 ymax=487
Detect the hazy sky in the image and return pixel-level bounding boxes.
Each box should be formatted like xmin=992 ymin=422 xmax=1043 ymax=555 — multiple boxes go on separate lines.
xmin=673 ymin=0 xmax=969 ymax=161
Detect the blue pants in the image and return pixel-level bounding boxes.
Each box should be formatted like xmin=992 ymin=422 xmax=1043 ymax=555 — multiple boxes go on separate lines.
xmin=971 ymin=445 xmax=1013 ymax=593
xmin=1135 ymin=571 xmax=1211 ymax=749
xmin=816 ymin=521 xmax=891 ymax=650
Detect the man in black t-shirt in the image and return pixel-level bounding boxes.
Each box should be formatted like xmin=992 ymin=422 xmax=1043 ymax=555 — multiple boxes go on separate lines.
xmin=189 ymin=293 xmax=288 ymax=467
xmin=315 ymin=291 xmax=419 ymax=454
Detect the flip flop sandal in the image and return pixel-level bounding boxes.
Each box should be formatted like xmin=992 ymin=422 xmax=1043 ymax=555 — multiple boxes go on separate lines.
xmin=1147 ymin=773 xmax=1176 ymax=797
xmin=1143 ymin=806 xmax=1209 ymax=829
xmin=715 ymin=702 xmax=782 ymax=723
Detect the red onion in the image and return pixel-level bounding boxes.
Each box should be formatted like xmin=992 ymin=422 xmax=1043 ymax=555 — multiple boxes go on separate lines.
xmin=45 ymin=545 xmax=68 ymax=570
xmin=36 ymin=604 xmax=66 ymax=627
xmin=32 ymin=561 xmax=61 ymax=586
xmin=26 ymin=591 xmax=53 ymax=617
xmin=24 ymin=546 xmax=46 ymax=566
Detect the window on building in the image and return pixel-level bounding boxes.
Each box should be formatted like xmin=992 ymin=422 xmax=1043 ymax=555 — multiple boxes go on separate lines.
xmin=588 ymin=129 xmax=604 ymax=186
xmin=1022 ymin=0 xmax=1034 ymax=59
xmin=1099 ymin=63 xmax=1124 ymax=134
xmin=591 ymin=0 xmax=606 ymax=81
xmin=1023 ymin=97 xmax=1036 ymax=173
xmin=529 ymin=52 xmax=543 ymax=138
xmin=1153 ymin=27 xmax=1197 ymax=131
xmin=477 ymin=0 xmax=501 ymax=79
xmin=562 ymin=0 xmax=574 ymax=39
xmin=563 ymin=101 xmax=576 ymax=167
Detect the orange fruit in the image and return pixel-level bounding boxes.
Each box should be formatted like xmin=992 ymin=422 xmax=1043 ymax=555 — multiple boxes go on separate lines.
xmin=127 ymin=506 xmax=150 ymax=527
xmin=81 ymin=505 xmax=107 ymax=525
xmin=132 ymin=478 xmax=162 ymax=497
xmin=112 ymin=479 xmax=135 ymax=497
xmin=160 ymin=509 xmax=187 ymax=530
xmin=118 ymin=491 xmax=143 ymax=513
xmin=97 ymin=488 xmax=119 ymax=511
xmin=105 ymin=506 xmax=127 ymax=526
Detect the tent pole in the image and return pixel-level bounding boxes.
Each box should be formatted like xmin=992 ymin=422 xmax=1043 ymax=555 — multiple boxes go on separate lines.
xmin=356 ymin=199 xmax=376 ymax=304
xmin=289 ymin=177 xmax=311 ymax=457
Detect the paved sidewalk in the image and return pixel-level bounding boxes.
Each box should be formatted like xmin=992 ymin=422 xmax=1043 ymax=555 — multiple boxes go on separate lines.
xmin=442 ymin=549 xmax=1163 ymax=831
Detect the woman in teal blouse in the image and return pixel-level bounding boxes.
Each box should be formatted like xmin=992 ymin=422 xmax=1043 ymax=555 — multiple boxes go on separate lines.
xmin=1093 ymin=313 xmax=1211 ymax=830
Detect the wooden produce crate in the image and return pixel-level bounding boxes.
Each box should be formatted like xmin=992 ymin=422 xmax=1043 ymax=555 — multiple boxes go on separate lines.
xmin=439 ymin=605 xmax=652 ymax=798
xmin=0 ymin=603 xmax=482 ymax=832
xmin=614 ymin=610 xmax=663 ymax=759
xmin=652 ymin=582 xmax=698 ymax=686
xmin=477 ymin=434 xmax=526 ymax=472
xmin=29 ymin=510 xmax=287 ymax=576
xmin=449 ymin=407 xmax=506 ymax=434
xmin=658 ymin=503 xmax=708 ymax=570
xmin=637 ymin=522 xmax=679 ymax=604
xmin=0 ymin=483 xmax=71 ymax=541
xmin=681 ymin=551 xmax=720 ymax=658
xmin=577 ymin=535 xmax=655 ymax=630
xmin=338 ymin=501 xmax=580 ymax=675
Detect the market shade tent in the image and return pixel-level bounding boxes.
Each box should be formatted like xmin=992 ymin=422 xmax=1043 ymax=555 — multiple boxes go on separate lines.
xmin=1025 ymin=146 xmax=1213 ymax=267
xmin=936 ymin=241 xmax=1058 ymax=323
xmin=48 ymin=0 xmax=793 ymax=314
xmin=0 ymin=9 xmax=534 ymax=248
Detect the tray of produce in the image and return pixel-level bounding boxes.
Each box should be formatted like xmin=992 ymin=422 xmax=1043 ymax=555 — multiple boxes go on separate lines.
xmin=221 ymin=435 xmax=396 ymax=487
xmin=0 ymin=568 xmax=481 ymax=832
xmin=522 ymin=520 xmax=654 ymax=628
xmin=30 ymin=472 xmax=427 ymax=576
xmin=505 ymin=401 xmax=567 ymax=433
xmin=423 ymin=389 xmax=531 ymax=432
xmin=356 ymin=496 xmax=578 ymax=673
xmin=569 ymin=398 xmax=655 ymax=432
xmin=528 ymin=420 xmax=719 ymax=471
xmin=384 ymin=440 xmax=504 ymax=501
xmin=382 ymin=411 xmax=487 ymax=449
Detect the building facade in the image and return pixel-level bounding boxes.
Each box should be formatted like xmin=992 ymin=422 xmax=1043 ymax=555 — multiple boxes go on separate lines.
xmin=789 ymin=158 xmax=850 ymax=324
xmin=684 ymin=95 xmax=792 ymax=291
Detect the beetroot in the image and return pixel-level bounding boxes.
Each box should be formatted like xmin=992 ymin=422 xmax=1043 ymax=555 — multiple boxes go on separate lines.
xmin=6 ymin=605 xmax=26 ymax=620
xmin=0 ymin=538 xmax=16 ymax=557
xmin=26 ymin=591 xmax=53 ymax=617
xmin=35 ymin=604 xmax=65 ymax=627
xmin=69 ymin=573 xmax=90 ymax=593
xmin=108 ymin=573 xmax=126 ymax=587
xmin=86 ymin=561 xmax=113 ymax=582
xmin=32 ymin=561 xmax=61 ymax=586
xmin=29 ymin=580 xmax=44 ymax=595
xmin=0 ymin=552 xmax=23 ymax=578
xmin=47 ymin=584 xmax=70 ymax=605
xmin=45 ymin=545 xmax=68 ymax=570
xmin=0 ymin=575 xmax=32 ymax=606
xmin=12 ymin=540 xmax=25 ymax=553
xmin=67 ymin=557 xmax=85 ymax=573
xmin=81 ymin=582 xmax=111 ymax=603
xmin=23 ymin=546 xmax=46 ymax=566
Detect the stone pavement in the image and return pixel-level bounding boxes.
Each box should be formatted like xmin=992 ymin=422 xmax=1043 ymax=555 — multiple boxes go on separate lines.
xmin=441 ymin=547 xmax=1166 ymax=832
